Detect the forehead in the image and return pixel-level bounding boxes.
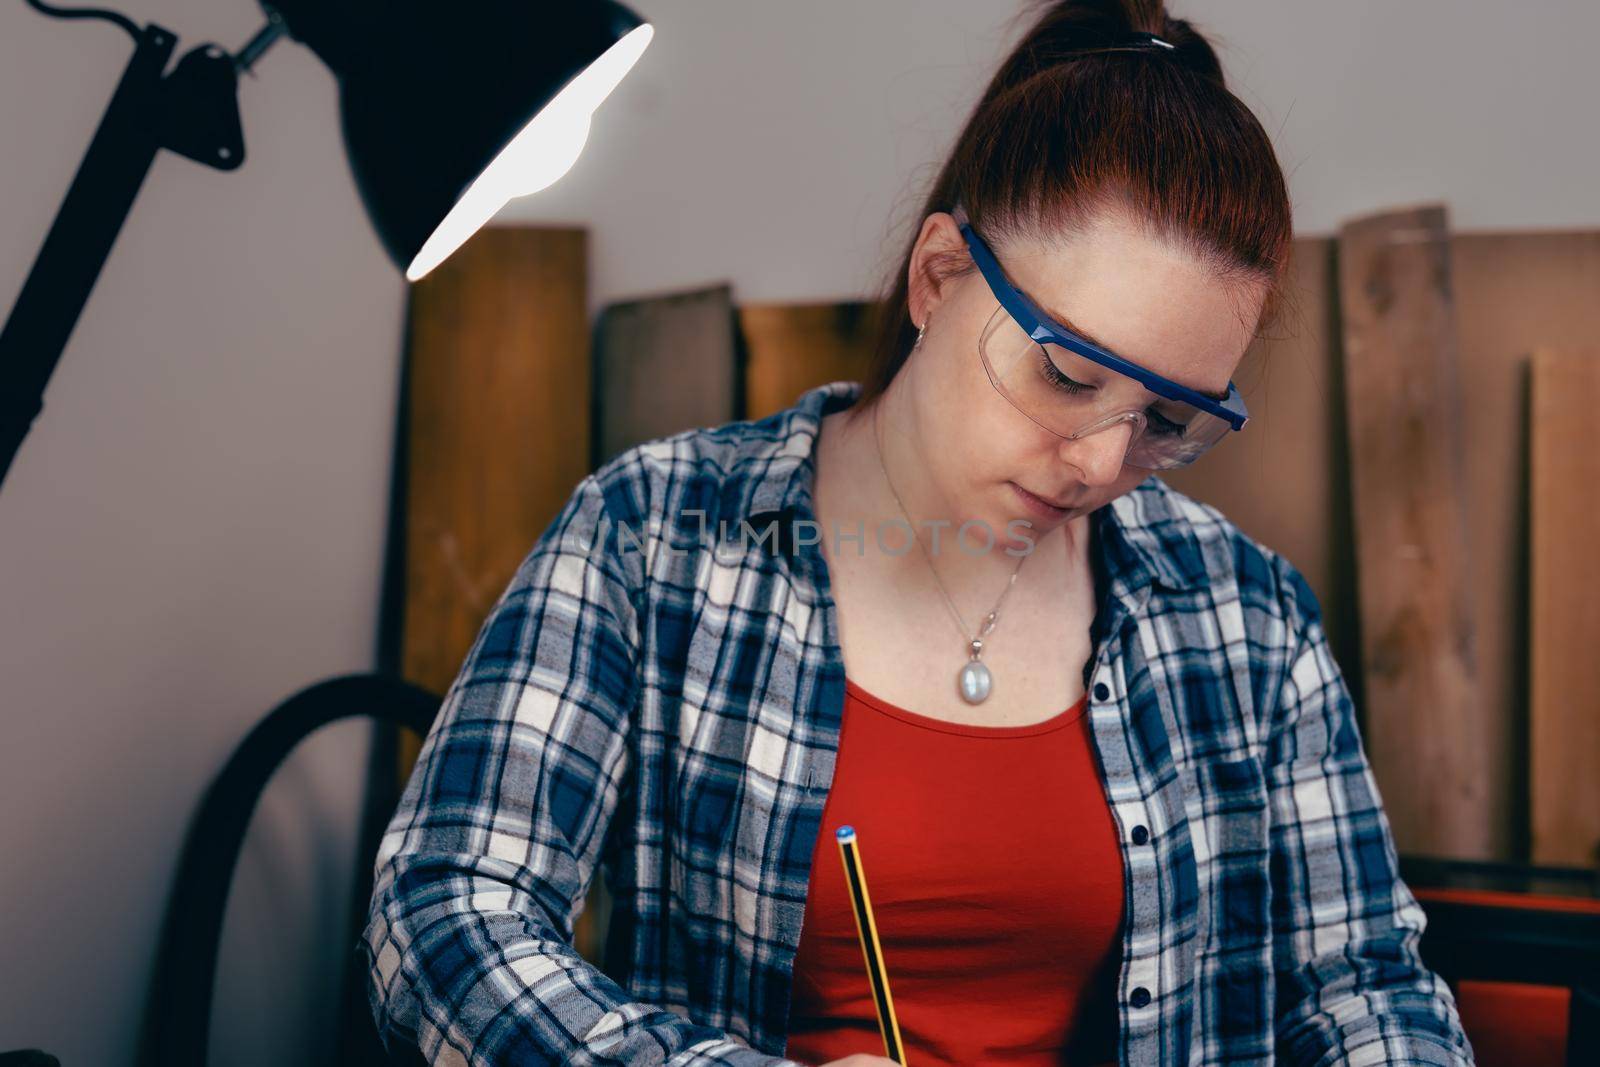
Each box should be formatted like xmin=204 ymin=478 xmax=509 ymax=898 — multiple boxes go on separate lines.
xmin=987 ymin=216 xmax=1260 ymax=395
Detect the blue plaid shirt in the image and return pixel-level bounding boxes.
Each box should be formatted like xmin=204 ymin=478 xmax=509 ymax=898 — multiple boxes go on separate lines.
xmin=363 ymin=379 xmax=1474 ymax=1066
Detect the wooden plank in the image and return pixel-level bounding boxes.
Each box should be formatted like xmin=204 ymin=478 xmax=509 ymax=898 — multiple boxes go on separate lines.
xmin=1336 ymin=203 xmax=1493 ymax=859
xmin=392 ymin=224 xmax=602 ymax=957
xmin=399 ymin=223 xmax=590 ymax=727
xmin=739 ymin=301 xmax=882 ymax=419
xmin=1450 ymin=231 xmax=1600 ymax=860
xmin=1529 ymin=348 xmax=1600 ymax=867
xmin=593 ymin=284 xmax=737 ymax=468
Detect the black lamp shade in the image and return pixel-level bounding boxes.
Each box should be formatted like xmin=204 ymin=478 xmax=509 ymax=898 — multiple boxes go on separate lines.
xmin=266 ymin=0 xmax=649 ymax=278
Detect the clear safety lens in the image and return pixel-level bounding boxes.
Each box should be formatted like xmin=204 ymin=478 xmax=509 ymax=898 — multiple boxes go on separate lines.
xmin=977 ymin=304 xmax=1233 ymax=470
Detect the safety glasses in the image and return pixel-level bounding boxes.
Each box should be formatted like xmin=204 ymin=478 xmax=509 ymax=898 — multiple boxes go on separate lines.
xmin=952 ymin=203 xmax=1249 ymax=470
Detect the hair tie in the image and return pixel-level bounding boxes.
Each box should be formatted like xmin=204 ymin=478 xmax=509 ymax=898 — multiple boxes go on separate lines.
xmin=1118 ymin=31 xmax=1175 ymax=51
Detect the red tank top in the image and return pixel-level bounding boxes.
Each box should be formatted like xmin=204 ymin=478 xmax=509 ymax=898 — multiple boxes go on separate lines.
xmin=782 ymin=677 xmax=1125 ymax=1067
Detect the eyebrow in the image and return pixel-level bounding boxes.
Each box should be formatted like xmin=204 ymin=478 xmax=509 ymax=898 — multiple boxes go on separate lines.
xmin=969 ymin=220 xmax=1233 ymax=403
xmin=1037 ymin=299 xmax=1231 ymax=402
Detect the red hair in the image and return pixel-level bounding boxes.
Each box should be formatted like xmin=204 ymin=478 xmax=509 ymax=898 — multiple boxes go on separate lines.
xmin=857 ymin=0 xmax=1294 ymax=409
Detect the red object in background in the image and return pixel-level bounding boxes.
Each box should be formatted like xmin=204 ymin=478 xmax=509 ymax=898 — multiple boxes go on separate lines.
xmin=782 ymin=678 xmax=1123 ymax=1067
xmin=1454 ymin=980 xmax=1569 ymax=1067
xmin=1403 ymin=861 xmax=1600 ymax=1067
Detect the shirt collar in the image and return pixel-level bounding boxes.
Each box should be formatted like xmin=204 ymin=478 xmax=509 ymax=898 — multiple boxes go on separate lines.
xmin=719 ymin=380 xmax=1211 ymax=599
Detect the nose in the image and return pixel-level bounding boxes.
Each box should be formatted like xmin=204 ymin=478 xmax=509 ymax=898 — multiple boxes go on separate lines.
xmin=1058 ymin=418 xmax=1135 ymax=486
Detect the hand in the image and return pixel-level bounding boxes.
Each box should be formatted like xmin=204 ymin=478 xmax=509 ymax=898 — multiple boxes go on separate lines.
xmin=816 ymin=1057 xmax=902 ymax=1067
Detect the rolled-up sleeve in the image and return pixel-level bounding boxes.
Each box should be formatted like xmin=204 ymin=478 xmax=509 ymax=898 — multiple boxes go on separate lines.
xmin=1265 ymin=556 xmax=1476 ymax=1067
xmin=360 ymin=472 xmax=802 ymax=1066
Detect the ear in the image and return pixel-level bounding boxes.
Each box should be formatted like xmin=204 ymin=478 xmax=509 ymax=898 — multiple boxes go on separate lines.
xmin=906 ymin=211 xmax=968 ymax=331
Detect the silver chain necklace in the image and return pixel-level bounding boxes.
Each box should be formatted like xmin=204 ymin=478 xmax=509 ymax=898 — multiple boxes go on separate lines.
xmin=871 ymin=351 xmax=1029 ymax=704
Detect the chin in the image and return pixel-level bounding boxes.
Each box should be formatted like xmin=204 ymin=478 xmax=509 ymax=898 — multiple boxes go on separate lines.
xmin=998 ymin=502 xmax=1062 ymax=545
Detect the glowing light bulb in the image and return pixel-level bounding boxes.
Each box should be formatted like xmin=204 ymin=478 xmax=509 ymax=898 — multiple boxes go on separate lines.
xmin=406 ymin=22 xmax=654 ymax=282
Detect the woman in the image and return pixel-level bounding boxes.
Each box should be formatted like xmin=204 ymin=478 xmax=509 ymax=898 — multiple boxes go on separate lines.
xmin=363 ymin=2 xmax=1475 ymax=1065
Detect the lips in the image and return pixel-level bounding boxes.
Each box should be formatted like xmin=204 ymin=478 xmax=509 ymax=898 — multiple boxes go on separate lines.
xmin=1011 ymin=486 xmax=1075 ymax=515
xmin=1015 ymin=483 xmax=1076 ymax=510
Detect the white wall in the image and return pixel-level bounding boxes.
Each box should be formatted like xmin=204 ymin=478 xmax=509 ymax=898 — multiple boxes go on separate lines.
xmin=526 ymin=0 xmax=1600 ymax=313
xmin=1 ymin=2 xmax=1594 ymax=1064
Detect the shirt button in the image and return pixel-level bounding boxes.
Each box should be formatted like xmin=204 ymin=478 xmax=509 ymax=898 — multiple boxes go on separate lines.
xmin=1131 ymin=824 xmax=1150 ymax=845
xmin=1093 ymin=682 xmax=1110 ymax=701
xmin=1130 ymin=986 xmax=1152 ymax=1008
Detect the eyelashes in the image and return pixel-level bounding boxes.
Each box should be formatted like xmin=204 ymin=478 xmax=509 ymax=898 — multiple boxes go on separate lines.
xmin=1034 ymin=346 xmax=1189 ymax=437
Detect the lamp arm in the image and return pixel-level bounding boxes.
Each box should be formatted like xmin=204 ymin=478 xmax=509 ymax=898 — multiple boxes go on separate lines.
xmin=0 ymin=13 xmax=259 ymax=495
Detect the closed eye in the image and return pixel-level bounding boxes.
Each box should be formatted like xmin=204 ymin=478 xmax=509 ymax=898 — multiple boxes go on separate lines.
xmin=1036 ymin=348 xmax=1191 ymax=436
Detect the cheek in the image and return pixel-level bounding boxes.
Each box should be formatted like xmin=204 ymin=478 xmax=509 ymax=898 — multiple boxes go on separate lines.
xmin=929 ymin=351 xmax=1012 ymax=453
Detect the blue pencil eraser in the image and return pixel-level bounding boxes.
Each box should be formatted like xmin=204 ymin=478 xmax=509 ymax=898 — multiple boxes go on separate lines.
xmin=836 ymin=825 xmax=854 ymax=839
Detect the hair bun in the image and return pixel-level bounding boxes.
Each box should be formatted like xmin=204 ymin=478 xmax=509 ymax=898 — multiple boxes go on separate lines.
xmin=1006 ymin=1 xmax=1226 ymax=88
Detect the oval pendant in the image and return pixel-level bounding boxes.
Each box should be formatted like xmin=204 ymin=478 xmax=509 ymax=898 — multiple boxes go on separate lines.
xmin=958 ymin=660 xmax=992 ymax=704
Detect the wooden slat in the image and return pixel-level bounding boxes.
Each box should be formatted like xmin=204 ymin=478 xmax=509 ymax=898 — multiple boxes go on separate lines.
xmin=1529 ymin=348 xmax=1600 ymax=867
xmin=739 ymin=301 xmax=883 ymax=419
xmin=594 ymin=284 xmax=737 ymax=467
xmin=399 ymin=224 xmax=590 ymax=727
xmin=1336 ymin=203 xmax=1493 ymax=859
xmin=1450 ymin=231 xmax=1600 ymax=859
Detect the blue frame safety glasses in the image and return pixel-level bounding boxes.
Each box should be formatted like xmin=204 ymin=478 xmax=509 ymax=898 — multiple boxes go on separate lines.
xmin=951 ymin=202 xmax=1249 ymax=470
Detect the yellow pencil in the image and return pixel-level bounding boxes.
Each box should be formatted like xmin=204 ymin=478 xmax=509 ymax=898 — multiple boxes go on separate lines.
xmin=834 ymin=825 xmax=909 ymax=1065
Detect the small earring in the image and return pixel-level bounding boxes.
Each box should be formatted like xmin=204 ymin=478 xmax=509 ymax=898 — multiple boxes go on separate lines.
xmin=914 ymin=320 xmax=927 ymax=348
